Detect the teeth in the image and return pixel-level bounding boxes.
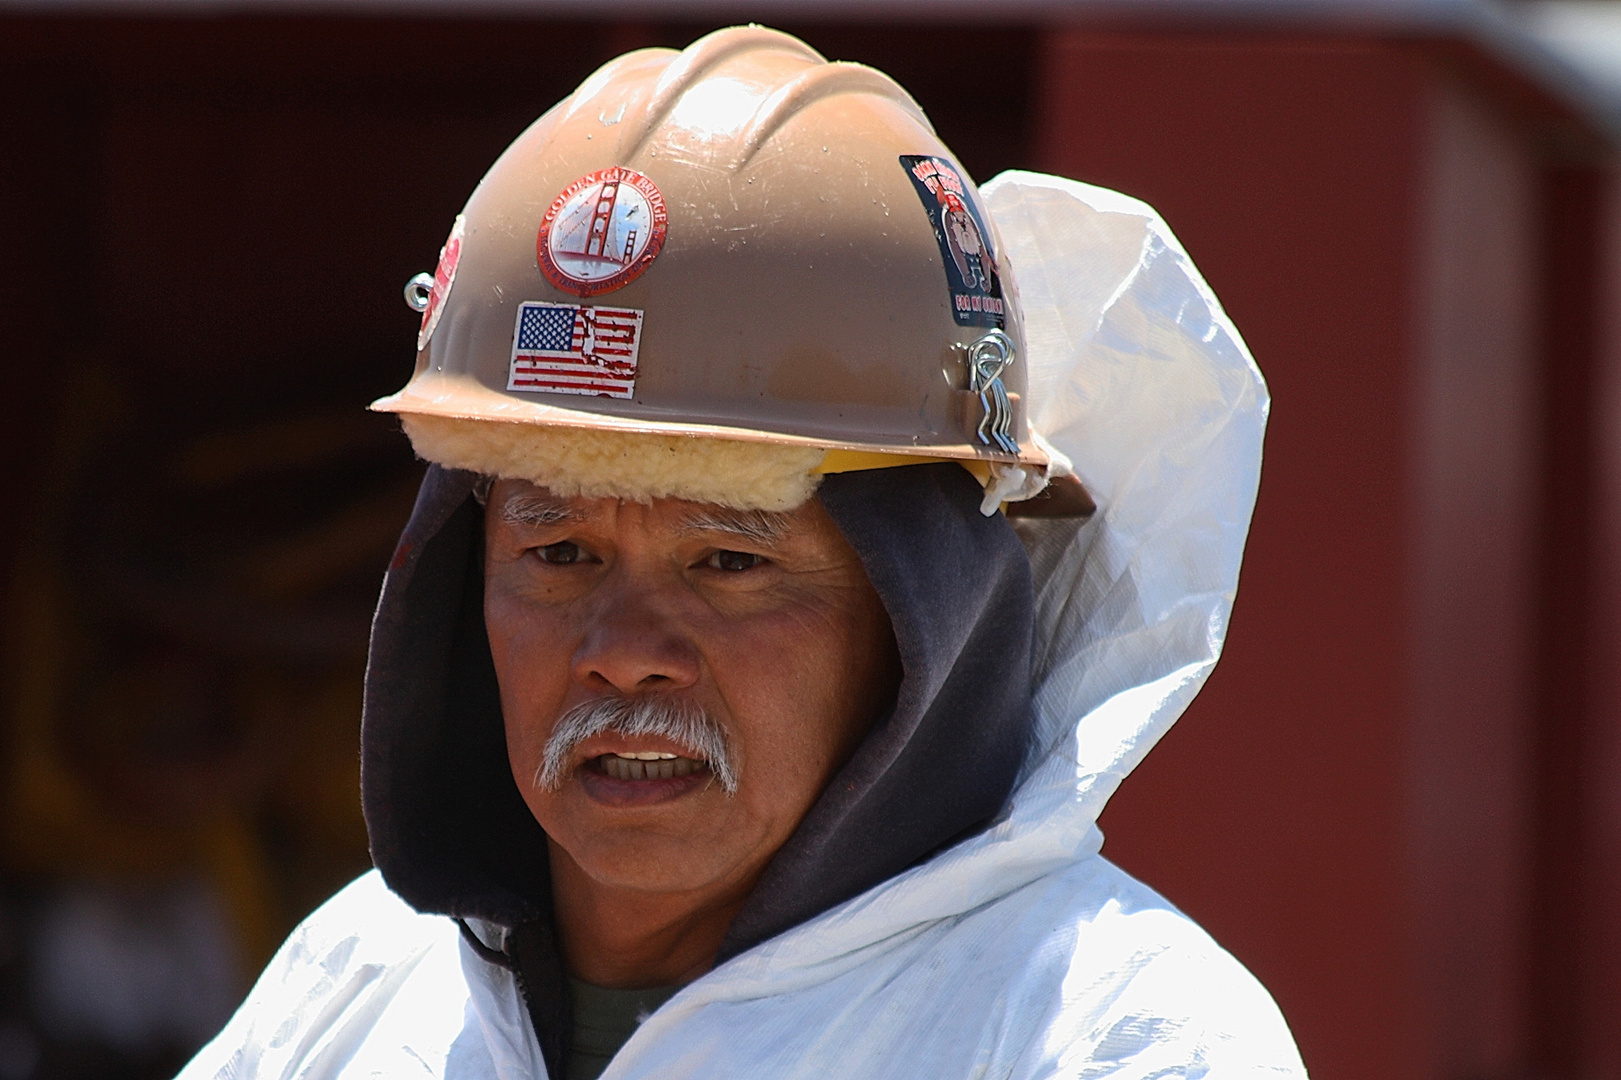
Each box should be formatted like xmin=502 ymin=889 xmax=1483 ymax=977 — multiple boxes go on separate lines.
xmin=614 ymin=752 xmax=677 ymax=761
xmin=599 ymin=755 xmax=701 ymax=781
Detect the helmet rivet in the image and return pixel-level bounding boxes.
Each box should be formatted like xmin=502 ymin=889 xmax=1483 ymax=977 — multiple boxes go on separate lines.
xmin=403 ymin=273 xmax=435 ymax=313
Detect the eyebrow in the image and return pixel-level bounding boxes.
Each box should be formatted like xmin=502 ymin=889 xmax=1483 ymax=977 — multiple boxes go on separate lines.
xmin=677 ymin=508 xmax=791 ymax=545
xmin=500 ymin=492 xmax=580 ymax=528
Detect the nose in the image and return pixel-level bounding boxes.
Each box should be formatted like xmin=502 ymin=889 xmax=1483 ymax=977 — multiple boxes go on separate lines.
xmin=571 ymin=580 xmax=702 ymax=696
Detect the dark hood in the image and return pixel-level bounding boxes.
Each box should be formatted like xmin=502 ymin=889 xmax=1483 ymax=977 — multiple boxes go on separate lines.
xmin=360 ymin=461 xmax=1034 ymax=1065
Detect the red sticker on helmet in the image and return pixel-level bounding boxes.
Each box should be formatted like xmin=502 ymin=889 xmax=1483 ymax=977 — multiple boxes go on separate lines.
xmin=418 ymin=214 xmax=464 ymax=351
xmin=537 ymin=167 xmax=668 ymax=297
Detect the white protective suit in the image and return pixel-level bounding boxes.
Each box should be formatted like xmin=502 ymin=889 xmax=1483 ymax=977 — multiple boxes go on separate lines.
xmin=176 ymin=173 xmax=1307 ymax=1080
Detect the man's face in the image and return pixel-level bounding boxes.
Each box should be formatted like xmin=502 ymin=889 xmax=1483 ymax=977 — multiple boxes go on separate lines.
xmin=484 ymin=480 xmax=898 ymax=901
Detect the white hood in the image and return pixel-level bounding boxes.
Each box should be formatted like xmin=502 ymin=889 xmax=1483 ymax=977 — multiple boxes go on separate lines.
xmin=177 ymin=174 xmax=1304 ymax=1080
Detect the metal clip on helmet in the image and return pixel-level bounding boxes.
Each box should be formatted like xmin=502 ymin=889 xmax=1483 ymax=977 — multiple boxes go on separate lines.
xmin=378 ymin=25 xmax=1087 ymax=516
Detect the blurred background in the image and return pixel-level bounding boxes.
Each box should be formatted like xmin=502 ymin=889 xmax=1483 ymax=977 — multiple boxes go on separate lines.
xmin=4 ymin=0 xmax=1621 ymax=1077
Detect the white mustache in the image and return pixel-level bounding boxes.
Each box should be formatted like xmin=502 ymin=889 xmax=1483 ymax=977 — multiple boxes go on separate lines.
xmin=537 ymin=696 xmax=738 ymax=794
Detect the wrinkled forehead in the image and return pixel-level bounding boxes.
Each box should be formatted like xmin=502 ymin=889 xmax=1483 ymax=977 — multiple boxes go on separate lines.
xmin=488 ymin=479 xmax=797 ymax=545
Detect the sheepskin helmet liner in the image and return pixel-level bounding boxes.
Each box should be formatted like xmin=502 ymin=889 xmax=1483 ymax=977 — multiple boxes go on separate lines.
xmin=401 ymin=414 xmax=827 ymax=513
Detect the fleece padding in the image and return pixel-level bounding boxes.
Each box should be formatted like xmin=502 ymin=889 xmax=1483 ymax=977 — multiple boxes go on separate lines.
xmin=401 ymin=414 xmax=825 ymax=512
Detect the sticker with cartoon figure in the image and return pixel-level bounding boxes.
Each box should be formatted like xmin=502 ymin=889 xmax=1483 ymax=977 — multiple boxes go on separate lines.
xmin=899 ymin=155 xmax=1004 ymax=328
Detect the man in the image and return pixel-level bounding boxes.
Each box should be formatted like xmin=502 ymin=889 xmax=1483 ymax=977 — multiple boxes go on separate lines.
xmin=179 ymin=25 xmax=1306 ymax=1080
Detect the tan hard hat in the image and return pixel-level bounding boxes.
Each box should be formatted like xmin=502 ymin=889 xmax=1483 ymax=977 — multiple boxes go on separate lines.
xmin=377 ymin=25 xmax=1074 ymax=514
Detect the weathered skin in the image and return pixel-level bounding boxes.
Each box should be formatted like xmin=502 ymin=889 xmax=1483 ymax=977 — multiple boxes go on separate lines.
xmin=483 ymin=479 xmax=899 ymax=988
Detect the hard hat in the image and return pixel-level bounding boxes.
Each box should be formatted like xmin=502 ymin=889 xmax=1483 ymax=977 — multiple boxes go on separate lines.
xmin=377 ymin=25 xmax=1077 ymax=514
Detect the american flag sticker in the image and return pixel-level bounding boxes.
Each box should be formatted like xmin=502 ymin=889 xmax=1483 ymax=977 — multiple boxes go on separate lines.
xmin=507 ymin=301 xmax=644 ymax=399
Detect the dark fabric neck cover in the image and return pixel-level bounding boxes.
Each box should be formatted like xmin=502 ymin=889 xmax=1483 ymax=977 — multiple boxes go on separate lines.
xmin=361 ymin=462 xmax=1035 ymax=1068
xmin=718 ymin=464 xmax=1035 ymax=956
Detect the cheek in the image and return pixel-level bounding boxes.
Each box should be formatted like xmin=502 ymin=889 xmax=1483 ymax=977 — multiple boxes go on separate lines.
xmin=708 ymin=592 xmax=890 ymax=779
xmin=484 ymin=579 xmax=573 ymax=774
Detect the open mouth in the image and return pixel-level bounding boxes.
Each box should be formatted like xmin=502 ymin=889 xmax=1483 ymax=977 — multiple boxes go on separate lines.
xmin=591 ymin=751 xmax=709 ymax=781
xmin=540 ymin=695 xmax=737 ymax=795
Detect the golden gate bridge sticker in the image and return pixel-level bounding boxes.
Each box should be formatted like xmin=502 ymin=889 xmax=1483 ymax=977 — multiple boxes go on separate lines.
xmin=537 ymin=167 xmax=669 ymax=297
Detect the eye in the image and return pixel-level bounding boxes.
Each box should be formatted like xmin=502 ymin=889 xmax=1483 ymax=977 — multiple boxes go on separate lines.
xmin=536 ymin=541 xmax=585 ymax=565
xmin=707 ymin=549 xmax=765 ymax=572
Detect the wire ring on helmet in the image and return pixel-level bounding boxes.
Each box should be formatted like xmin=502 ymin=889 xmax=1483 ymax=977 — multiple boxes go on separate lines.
xmin=967 ymin=329 xmax=1014 ymax=387
xmin=967 ymin=330 xmax=1019 ymax=455
xmin=403 ymin=273 xmax=436 ymax=313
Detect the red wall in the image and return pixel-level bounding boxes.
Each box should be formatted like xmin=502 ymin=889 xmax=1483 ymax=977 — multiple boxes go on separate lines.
xmin=1039 ymin=31 xmax=1575 ymax=1080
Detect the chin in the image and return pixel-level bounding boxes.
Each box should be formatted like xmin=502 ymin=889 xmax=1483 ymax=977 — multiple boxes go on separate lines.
xmin=538 ymin=791 xmax=756 ymax=894
xmin=565 ymin=831 xmax=747 ymax=895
